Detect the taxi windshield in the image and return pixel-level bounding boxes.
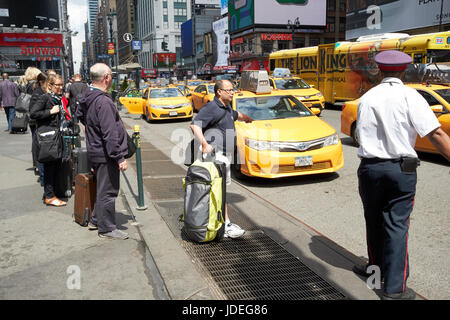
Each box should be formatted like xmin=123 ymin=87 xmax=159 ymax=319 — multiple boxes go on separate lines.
xmin=404 ymin=63 xmax=450 ymax=84
xmin=235 ymin=96 xmax=312 ymax=120
xmin=434 ymin=89 xmax=450 ymax=104
xmin=150 ymin=88 xmax=184 ymax=98
xmin=274 ymin=79 xmax=310 ymax=90
xmin=188 ymin=81 xmax=206 ymax=86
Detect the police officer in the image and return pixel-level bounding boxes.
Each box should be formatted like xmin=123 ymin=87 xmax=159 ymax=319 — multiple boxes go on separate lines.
xmin=353 ymin=50 xmax=450 ymax=300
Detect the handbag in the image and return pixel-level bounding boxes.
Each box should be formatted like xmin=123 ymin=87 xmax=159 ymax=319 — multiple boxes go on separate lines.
xmin=125 ymin=131 xmax=136 ymax=159
xmin=15 ymin=92 xmax=32 ymax=113
xmin=37 ymin=126 xmax=62 ymax=163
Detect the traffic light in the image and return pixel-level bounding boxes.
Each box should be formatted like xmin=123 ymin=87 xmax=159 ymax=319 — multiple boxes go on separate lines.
xmin=161 ymin=41 xmax=168 ymax=51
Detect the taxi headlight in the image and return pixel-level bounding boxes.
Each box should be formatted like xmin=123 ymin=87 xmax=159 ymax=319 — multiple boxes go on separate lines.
xmin=180 ymin=102 xmax=191 ymax=107
xmin=315 ymin=92 xmax=323 ymax=97
xmin=246 ymin=138 xmax=279 ymax=151
xmin=323 ymin=134 xmax=339 ymax=146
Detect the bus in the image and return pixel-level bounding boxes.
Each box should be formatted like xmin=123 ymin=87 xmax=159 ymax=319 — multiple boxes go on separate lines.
xmin=269 ymin=31 xmax=450 ymax=105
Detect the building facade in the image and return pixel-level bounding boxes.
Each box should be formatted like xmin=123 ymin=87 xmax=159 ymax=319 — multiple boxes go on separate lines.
xmin=136 ymin=0 xmax=190 ymax=78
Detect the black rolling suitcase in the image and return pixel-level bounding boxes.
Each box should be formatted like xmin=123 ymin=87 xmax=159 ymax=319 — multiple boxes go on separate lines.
xmin=54 ymin=159 xmax=74 ymax=198
xmin=72 ymin=147 xmax=91 ymax=179
xmin=11 ymin=113 xmax=29 ymax=133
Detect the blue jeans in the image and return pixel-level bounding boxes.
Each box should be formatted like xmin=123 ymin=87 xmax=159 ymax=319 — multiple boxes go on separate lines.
xmin=3 ymin=106 xmax=15 ymax=131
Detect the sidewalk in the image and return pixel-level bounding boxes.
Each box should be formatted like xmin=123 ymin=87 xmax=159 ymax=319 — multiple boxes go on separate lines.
xmin=0 ymin=115 xmax=164 ymax=300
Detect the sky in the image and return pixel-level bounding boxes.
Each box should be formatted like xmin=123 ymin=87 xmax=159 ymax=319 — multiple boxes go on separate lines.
xmin=67 ymin=0 xmax=88 ymax=74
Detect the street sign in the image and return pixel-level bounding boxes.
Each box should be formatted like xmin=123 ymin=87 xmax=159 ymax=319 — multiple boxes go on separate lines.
xmin=123 ymin=33 xmax=133 ymax=42
xmin=108 ymin=42 xmax=115 ymax=55
xmin=132 ymin=40 xmax=142 ymax=51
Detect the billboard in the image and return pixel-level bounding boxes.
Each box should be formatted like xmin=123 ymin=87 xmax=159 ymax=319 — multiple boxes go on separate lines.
xmin=220 ymin=0 xmax=228 ymax=15
xmin=194 ymin=0 xmax=220 ymax=5
xmin=254 ymin=0 xmax=326 ymax=26
xmin=0 ymin=0 xmax=59 ymax=29
xmin=0 ymin=33 xmax=63 ymax=47
xmin=229 ymin=0 xmax=326 ymax=33
xmin=181 ymin=19 xmax=194 ymax=57
xmin=213 ymin=17 xmax=229 ymax=67
xmin=346 ymin=0 xmax=450 ymax=40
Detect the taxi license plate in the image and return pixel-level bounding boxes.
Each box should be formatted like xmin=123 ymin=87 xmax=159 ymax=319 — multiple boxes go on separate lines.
xmin=169 ymin=111 xmax=178 ymax=116
xmin=295 ymin=156 xmax=313 ymax=167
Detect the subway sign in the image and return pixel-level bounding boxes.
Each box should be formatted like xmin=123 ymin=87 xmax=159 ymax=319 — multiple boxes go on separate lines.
xmin=261 ymin=33 xmax=293 ymax=41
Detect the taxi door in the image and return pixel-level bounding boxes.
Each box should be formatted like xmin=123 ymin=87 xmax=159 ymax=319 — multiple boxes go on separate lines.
xmin=119 ymin=89 xmax=147 ymax=115
xmin=192 ymin=85 xmax=207 ymax=111
xmin=414 ymin=89 xmax=450 ymax=153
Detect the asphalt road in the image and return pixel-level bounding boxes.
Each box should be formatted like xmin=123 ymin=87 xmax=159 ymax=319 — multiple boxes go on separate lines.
xmin=125 ymin=106 xmax=449 ymax=300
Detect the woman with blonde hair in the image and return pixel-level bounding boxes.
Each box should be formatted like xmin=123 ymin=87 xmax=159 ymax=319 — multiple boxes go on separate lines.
xmin=30 ymin=74 xmax=68 ymax=206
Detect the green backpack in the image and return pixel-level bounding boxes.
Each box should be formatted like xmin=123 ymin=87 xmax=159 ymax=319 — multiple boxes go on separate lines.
xmin=182 ymin=160 xmax=225 ymax=243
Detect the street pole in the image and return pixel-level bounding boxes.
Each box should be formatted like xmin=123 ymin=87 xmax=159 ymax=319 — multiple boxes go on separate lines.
xmin=439 ymin=0 xmax=445 ymax=32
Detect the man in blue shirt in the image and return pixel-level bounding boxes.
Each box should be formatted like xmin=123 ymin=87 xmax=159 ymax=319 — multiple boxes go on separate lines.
xmin=190 ymin=79 xmax=252 ymax=238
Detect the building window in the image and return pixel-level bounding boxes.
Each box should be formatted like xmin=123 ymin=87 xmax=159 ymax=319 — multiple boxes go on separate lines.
xmin=327 ymin=0 xmax=335 ymax=11
xmin=262 ymin=41 xmax=273 ymax=54
xmin=278 ymin=41 xmax=290 ymax=50
xmin=163 ymin=1 xmax=168 ymax=9
xmin=310 ymin=38 xmax=320 ymax=46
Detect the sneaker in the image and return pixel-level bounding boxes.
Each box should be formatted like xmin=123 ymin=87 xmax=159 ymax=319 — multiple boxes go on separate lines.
xmin=382 ymin=287 xmax=416 ymax=300
xmin=224 ymin=223 xmax=245 ymax=239
xmin=88 ymin=223 xmax=98 ymax=230
xmin=98 ymin=229 xmax=128 ymax=240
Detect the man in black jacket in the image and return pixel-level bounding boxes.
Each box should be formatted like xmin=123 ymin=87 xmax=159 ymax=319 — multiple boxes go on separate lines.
xmin=77 ymin=63 xmax=129 ymax=240
xmin=66 ymin=73 xmax=87 ymax=118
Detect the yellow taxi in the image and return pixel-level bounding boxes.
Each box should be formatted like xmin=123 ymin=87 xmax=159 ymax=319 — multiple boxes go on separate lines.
xmin=340 ymin=83 xmax=450 ymax=154
xmin=232 ymin=70 xmax=344 ymax=178
xmin=269 ymin=68 xmax=326 ymax=116
xmin=186 ymin=80 xmax=209 ymax=91
xmin=119 ymin=86 xmax=193 ymax=121
xmin=190 ymin=83 xmax=215 ymax=111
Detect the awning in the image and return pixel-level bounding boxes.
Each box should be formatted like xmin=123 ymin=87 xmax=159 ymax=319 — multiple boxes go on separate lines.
xmin=117 ymin=62 xmax=142 ymax=71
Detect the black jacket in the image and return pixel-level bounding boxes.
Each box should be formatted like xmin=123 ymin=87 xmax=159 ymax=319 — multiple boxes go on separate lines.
xmin=30 ymin=93 xmax=60 ymax=128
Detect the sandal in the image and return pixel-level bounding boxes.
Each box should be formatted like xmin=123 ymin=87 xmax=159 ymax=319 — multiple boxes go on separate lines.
xmin=44 ymin=197 xmax=67 ymax=207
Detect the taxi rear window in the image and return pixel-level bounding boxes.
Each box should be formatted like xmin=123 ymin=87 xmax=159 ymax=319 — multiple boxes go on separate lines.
xmin=235 ymin=95 xmax=312 ymax=120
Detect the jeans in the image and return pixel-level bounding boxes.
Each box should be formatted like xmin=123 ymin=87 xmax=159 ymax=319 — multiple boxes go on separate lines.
xmin=3 ymin=106 xmax=15 ymax=131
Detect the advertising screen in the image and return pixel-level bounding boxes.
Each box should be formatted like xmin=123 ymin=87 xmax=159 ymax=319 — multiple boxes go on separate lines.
xmin=0 ymin=0 xmax=59 ymax=29
xmin=346 ymin=0 xmax=450 ymax=40
xmin=194 ymin=0 xmax=220 ymax=5
xmin=221 ymin=0 xmax=228 ymax=15
xmin=254 ymin=0 xmax=326 ymax=27
xmin=181 ymin=19 xmax=194 ymax=57
xmin=213 ymin=17 xmax=229 ymax=67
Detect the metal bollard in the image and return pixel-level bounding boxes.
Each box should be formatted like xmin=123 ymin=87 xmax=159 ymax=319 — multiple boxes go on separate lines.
xmin=133 ymin=125 xmax=148 ymax=210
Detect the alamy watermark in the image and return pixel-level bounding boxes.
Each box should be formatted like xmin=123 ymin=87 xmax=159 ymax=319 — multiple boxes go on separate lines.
xmin=66 ymin=265 xmax=81 ymax=290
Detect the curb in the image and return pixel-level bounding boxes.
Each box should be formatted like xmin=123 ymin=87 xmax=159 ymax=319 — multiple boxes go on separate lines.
xmin=119 ymin=161 xmax=216 ymax=300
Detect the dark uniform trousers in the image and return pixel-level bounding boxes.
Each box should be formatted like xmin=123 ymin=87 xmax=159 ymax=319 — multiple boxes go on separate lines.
xmin=357 ymin=158 xmax=417 ymax=294
xmin=90 ymin=160 xmax=120 ymax=233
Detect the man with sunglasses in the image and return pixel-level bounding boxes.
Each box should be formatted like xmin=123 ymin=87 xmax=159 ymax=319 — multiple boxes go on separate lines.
xmin=190 ymin=80 xmax=253 ymax=238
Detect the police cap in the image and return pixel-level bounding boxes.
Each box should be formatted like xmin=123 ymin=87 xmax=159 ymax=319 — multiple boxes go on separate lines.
xmin=375 ymin=50 xmax=413 ymax=72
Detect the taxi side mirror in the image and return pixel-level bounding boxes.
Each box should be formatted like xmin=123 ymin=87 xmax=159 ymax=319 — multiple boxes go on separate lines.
xmin=310 ymin=85 xmax=315 ymax=88
xmin=431 ymin=105 xmax=444 ymax=113
xmin=186 ymin=93 xmax=192 ymax=97
xmin=310 ymin=107 xmax=321 ymax=115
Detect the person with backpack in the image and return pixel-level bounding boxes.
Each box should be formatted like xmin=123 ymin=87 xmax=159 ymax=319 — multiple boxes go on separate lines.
xmin=190 ymin=80 xmax=253 ymax=239
xmin=66 ymin=73 xmax=88 ymax=119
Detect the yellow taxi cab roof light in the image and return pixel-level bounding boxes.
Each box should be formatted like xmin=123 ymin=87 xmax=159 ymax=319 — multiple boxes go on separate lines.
xmin=240 ymin=70 xmax=272 ymax=95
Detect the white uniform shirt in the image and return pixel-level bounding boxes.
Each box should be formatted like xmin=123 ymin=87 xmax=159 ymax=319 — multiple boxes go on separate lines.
xmin=356 ymin=77 xmax=441 ymax=159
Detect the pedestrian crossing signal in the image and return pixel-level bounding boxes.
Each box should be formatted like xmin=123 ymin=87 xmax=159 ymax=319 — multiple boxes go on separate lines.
xmin=161 ymin=41 xmax=168 ymax=51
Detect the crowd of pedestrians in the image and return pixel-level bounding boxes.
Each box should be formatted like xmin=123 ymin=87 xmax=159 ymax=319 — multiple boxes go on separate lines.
xmin=0 ymin=68 xmax=87 ymax=205
xmin=0 ymin=64 xmax=129 ymax=241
